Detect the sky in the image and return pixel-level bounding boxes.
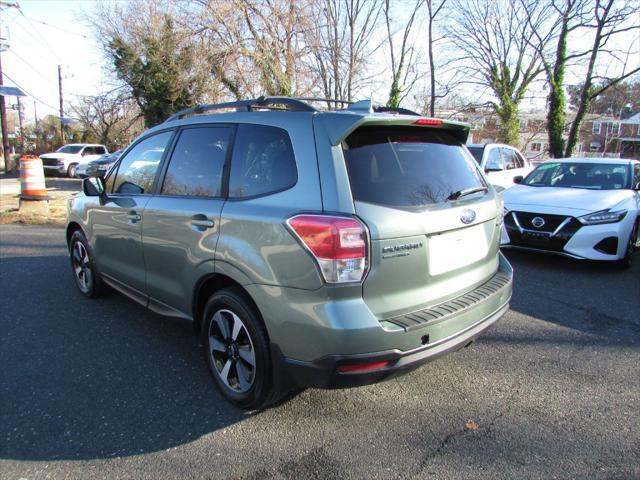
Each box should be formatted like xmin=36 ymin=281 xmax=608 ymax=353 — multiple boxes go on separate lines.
xmin=1 ymin=0 xmax=109 ymax=123
xmin=1 ymin=0 xmax=638 ymax=127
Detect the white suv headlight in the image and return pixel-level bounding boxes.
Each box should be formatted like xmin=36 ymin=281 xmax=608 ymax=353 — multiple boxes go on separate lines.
xmin=578 ymin=209 xmax=627 ymax=225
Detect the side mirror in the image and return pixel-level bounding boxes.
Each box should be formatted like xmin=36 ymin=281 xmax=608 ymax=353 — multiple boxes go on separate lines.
xmin=83 ymin=176 xmax=105 ymax=197
xmin=513 ymin=175 xmax=524 ymax=184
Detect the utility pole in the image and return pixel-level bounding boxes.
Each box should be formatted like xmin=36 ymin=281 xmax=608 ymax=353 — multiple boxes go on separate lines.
xmin=1 ymin=0 xmax=19 ymax=172
xmin=0 ymin=51 xmax=10 ymax=172
xmin=58 ymin=64 xmax=64 ymax=144
xmin=16 ymin=95 xmax=23 ymax=151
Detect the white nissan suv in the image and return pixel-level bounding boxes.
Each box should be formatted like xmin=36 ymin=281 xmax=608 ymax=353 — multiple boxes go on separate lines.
xmin=40 ymin=144 xmax=108 ymax=178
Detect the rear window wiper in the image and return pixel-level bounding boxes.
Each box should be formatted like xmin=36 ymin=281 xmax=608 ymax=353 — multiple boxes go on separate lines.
xmin=447 ymin=186 xmax=488 ymax=201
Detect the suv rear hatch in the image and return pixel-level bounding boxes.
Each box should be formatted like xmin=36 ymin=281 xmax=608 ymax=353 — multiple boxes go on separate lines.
xmin=337 ymin=120 xmax=502 ymax=320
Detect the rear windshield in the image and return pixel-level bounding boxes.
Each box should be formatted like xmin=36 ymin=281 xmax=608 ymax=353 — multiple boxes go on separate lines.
xmin=342 ymin=126 xmax=486 ymax=208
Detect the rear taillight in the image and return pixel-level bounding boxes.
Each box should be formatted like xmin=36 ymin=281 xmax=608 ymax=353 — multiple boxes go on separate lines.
xmin=287 ymin=214 xmax=369 ymax=284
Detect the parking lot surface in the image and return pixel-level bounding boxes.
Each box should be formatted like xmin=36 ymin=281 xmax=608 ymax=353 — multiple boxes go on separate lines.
xmin=1 ymin=225 xmax=638 ymax=479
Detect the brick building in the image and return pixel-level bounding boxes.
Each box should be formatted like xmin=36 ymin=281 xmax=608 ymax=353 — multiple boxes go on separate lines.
xmin=440 ymin=107 xmax=640 ymax=160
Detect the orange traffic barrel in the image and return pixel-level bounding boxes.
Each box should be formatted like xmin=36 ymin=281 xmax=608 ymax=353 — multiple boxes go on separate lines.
xmin=19 ymin=155 xmax=49 ymax=199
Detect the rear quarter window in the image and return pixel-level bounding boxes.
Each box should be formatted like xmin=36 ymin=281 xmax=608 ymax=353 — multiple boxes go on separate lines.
xmin=343 ymin=126 xmax=486 ymax=208
xmin=228 ymin=124 xmax=297 ymax=198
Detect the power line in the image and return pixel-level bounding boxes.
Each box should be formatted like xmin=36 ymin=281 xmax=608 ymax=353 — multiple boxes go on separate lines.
xmin=17 ymin=6 xmax=61 ymax=62
xmin=7 ymin=49 xmax=52 ymax=82
xmin=8 ymin=18 xmax=59 ymax=66
xmin=2 ymin=71 xmax=60 ymax=111
xmin=20 ymin=15 xmax=88 ymax=39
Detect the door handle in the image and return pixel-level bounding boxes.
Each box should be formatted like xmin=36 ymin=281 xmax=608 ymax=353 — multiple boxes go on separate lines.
xmin=190 ymin=215 xmax=215 ymax=229
xmin=127 ymin=211 xmax=141 ymax=223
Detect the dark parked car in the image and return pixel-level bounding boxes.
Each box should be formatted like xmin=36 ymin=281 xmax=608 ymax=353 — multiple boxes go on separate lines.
xmin=77 ymin=150 xmax=123 ymax=178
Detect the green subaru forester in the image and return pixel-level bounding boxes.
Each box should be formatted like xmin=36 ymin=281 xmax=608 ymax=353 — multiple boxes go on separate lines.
xmin=67 ymin=97 xmax=513 ymax=409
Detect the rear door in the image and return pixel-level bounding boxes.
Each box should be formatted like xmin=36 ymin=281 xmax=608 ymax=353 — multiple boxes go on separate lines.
xmin=142 ymin=125 xmax=233 ymax=317
xmin=341 ymin=125 xmax=501 ymax=319
xmin=92 ymin=130 xmax=174 ymax=294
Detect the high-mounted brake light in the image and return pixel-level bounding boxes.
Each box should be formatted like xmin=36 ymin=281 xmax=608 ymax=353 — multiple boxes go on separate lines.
xmin=287 ymin=214 xmax=369 ymax=284
xmin=413 ymin=118 xmax=442 ymax=126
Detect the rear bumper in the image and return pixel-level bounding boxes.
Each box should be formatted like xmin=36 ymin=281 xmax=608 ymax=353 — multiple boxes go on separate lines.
xmin=279 ymin=301 xmax=509 ymax=389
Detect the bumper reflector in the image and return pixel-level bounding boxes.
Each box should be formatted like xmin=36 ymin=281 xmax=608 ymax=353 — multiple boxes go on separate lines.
xmin=336 ymin=361 xmax=389 ymax=373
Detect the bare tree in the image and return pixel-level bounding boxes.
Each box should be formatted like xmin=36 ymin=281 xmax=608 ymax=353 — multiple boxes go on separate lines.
xmin=425 ymin=0 xmax=448 ymax=116
xmin=522 ymin=0 xmax=591 ymax=157
xmin=306 ymin=0 xmax=382 ymax=106
xmin=71 ymin=92 xmax=143 ymax=150
xmin=564 ymin=0 xmax=640 ymax=156
xmin=384 ymin=0 xmax=424 ymax=108
xmin=446 ymin=0 xmax=553 ymax=145
xmin=192 ymin=0 xmax=312 ymax=98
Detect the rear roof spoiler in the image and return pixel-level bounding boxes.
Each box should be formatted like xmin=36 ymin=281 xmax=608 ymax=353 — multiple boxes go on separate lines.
xmin=317 ymin=113 xmax=471 ymax=146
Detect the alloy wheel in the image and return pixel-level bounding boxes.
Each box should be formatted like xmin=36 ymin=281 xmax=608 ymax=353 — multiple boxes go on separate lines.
xmin=71 ymin=241 xmax=93 ymax=293
xmin=208 ymin=309 xmax=256 ymax=393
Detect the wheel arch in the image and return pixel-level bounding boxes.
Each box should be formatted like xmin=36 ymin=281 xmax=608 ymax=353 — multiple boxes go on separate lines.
xmin=66 ymin=221 xmax=83 ymax=247
xmin=192 ymin=273 xmax=266 ymax=336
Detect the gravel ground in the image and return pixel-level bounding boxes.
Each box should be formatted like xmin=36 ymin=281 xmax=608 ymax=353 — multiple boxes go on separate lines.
xmin=1 ymin=224 xmax=638 ymax=480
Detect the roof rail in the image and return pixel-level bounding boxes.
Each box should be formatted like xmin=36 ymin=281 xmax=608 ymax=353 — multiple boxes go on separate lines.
xmin=165 ymin=96 xmax=317 ymax=122
xmin=165 ymin=96 xmax=421 ymax=122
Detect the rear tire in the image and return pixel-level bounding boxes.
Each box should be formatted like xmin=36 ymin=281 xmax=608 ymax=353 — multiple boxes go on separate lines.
xmin=201 ymin=288 xmax=278 ymax=410
xmin=69 ymin=230 xmax=105 ymax=298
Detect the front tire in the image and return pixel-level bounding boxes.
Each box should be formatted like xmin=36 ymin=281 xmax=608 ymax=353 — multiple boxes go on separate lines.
xmin=201 ymin=288 xmax=276 ymax=410
xmin=619 ymin=219 xmax=639 ymax=269
xmin=69 ymin=230 xmax=104 ymax=298
xmin=67 ymin=163 xmax=78 ymax=178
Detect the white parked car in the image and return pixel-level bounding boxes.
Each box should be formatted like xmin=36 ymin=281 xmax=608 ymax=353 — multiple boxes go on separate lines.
xmin=501 ymin=158 xmax=640 ymax=268
xmin=467 ymin=143 xmax=533 ymax=190
xmin=40 ymin=144 xmax=108 ymax=178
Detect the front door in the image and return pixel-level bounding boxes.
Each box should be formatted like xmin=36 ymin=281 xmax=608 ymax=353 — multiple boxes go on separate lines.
xmin=92 ymin=130 xmax=174 ymax=295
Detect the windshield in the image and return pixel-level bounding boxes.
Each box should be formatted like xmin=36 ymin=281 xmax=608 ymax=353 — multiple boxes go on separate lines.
xmin=56 ymin=145 xmax=83 ymax=154
xmin=466 ymin=146 xmax=484 ymax=164
xmin=523 ymin=162 xmax=630 ymax=190
xmin=343 ymin=126 xmax=486 ymax=208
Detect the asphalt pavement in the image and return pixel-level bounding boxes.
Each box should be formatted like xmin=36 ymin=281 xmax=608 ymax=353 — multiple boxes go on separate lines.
xmin=1 ymin=225 xmax=638 ymax=479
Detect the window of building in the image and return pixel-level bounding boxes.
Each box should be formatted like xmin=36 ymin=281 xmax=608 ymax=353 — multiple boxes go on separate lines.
xmin=592 ymin=122 xmax=601 ymax=135
xmin=530 ymin=142 xmax=542 ymax=152
xmin=228 ymin=124 xmax=297 ymax=198
xmin=161 ymin=127 xmax=232 ymax=197
xmin=108 ymin=131 xmax=173 ymax=195
xmin=610 ymin=122 xmax=620 ymax=136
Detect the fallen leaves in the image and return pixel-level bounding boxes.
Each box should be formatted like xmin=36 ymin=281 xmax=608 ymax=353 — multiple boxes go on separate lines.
xmin=465 ymin=419 xmax=479 ymax=431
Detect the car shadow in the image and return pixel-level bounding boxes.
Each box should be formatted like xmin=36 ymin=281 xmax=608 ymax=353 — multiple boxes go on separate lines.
xmin=0 ymin=253 xmax=250 ymax=461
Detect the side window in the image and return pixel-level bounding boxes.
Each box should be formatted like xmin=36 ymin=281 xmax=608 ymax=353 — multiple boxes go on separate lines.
xmin=110 ymin=131 xmax=173 ymax=195
xmin=95 ymin=146 xmax=107 ymax=155
xmin=229 ymin=124 xmax=297 ymax=198
xmin=161 ymin=126 xmax=232 ymax=197
xmin=486 ymin=148 xmax=503 ymax=170
xmin=634 ymin=164 xmax=640 ymax=187
xmin=82 ymin=147 xmax=93 ymax=156
xmin=502 ymin=149 xmax=520 ymax=170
